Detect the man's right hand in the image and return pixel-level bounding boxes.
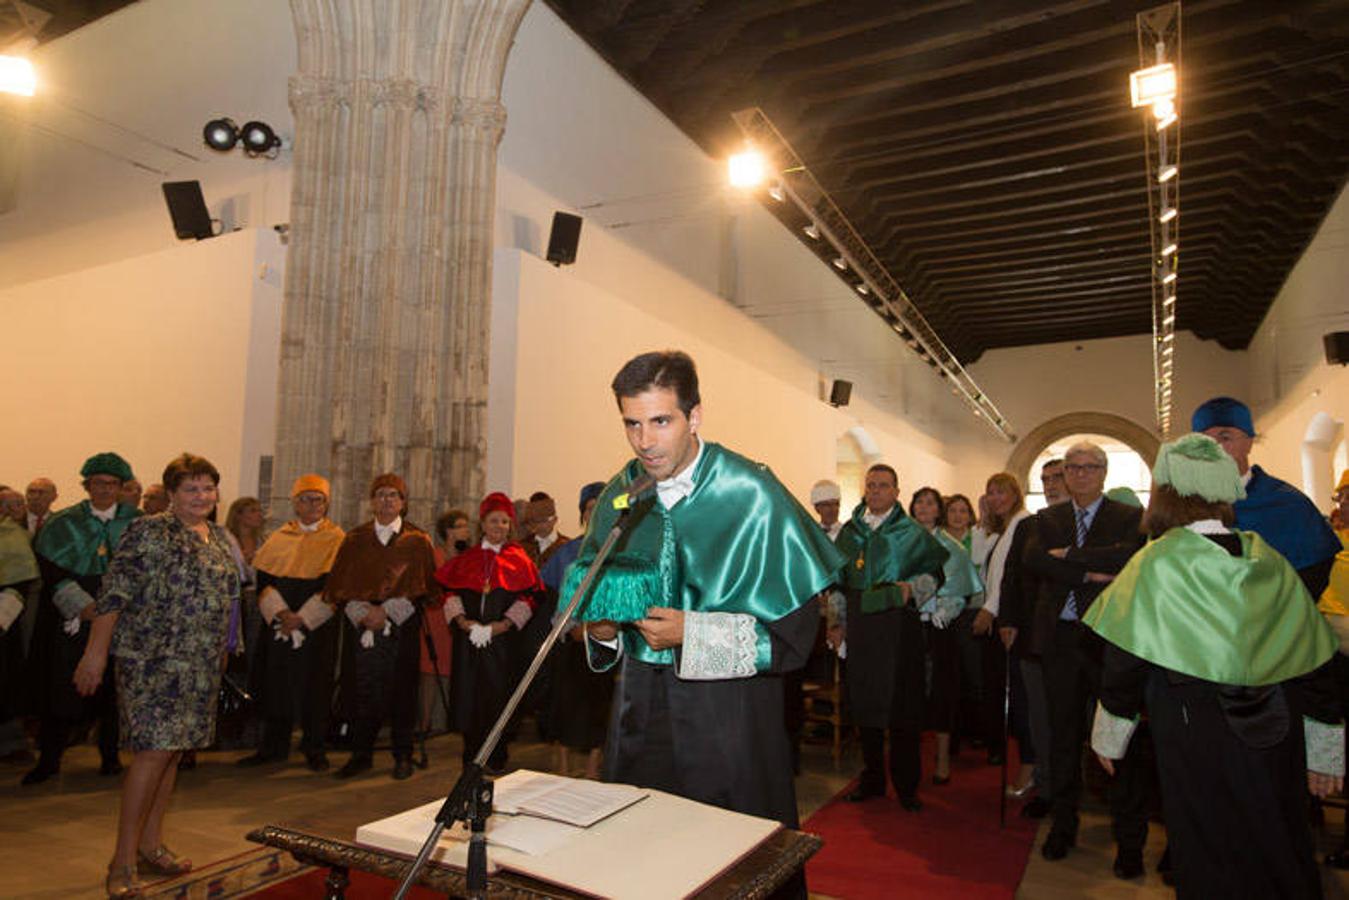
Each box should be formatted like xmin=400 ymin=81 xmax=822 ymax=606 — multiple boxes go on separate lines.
xmin=278 ymin=610 xmax=302 ymax=635
xmin=826 ymin=625 xmax=844 ymax=650
xmin=587 ymin=620 xmax=619 ymax=642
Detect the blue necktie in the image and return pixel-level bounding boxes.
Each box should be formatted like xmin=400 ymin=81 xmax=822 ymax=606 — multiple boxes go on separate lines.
xmin=1061 ymin=506 xmax=1089 ymax=620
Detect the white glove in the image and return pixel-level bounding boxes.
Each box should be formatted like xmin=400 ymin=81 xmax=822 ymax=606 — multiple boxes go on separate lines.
xmin=469 ymin=623 xmax=493 ymax=648
xmin=359 ymin=622 xmax=392 ymax=649
xmin=930 ymin=608 xmax=952 ymax=630
xmin=836 ymin=639 xmax=847 ymax=660
xmin=274 ymin=627 xmax=306 ymax=649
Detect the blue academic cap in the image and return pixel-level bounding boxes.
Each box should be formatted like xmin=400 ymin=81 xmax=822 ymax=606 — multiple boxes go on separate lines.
xmin=1191 ymin=396 xmax=1254 ymax=437
xmin=579 ymin=481 xmax=605 ymax=514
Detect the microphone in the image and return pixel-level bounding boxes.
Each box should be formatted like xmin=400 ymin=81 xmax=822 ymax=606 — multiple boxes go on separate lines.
xmin=612 ymin=473 xmax=657 ymax=511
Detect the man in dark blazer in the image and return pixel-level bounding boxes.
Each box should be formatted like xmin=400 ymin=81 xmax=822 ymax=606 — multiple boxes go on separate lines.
xmin=1017 ymin=442 xmax=1146 ymax=877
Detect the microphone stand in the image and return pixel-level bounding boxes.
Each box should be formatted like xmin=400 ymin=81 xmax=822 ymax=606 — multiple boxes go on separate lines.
xmin=392 ymin=504 xmax=640 ymax=900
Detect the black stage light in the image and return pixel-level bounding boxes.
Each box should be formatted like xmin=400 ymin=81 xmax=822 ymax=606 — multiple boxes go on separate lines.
xmin=203 ymin=117 xmax=238 ymax=151
xmin=240 ymin=120 xmax=281 ymax=156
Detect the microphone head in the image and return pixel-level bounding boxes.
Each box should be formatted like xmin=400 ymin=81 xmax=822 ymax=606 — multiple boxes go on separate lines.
xmin=612 ymin=473 xmax=657 ymax=510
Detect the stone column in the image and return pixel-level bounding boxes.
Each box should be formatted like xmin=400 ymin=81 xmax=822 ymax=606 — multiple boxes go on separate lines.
xmin=275 ymin=0 xmax=531 ymax=528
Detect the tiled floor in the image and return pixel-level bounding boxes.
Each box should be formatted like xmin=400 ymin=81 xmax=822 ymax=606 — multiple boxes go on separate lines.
xmin=2 ymin=732 xmax=1347 ymax=898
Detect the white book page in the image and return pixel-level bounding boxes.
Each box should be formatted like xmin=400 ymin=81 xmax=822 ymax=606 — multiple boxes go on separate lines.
xmin=517 ymin=780 xmax=647 ymax=828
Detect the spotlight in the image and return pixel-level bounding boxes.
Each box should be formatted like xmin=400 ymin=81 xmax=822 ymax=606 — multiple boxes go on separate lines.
xmin=203 ymin=117 xmax=239 ymax=151
xmin=1161 ymin=271 xmax=1177 ymax=285
xmin=1130 ymin=62 xmax=1177 ymax=108
xmin=803 ymin=223 xmax=820 ymax=240
xmin=240 ymin=120 xmax=281 ymax=156
xmin=855 ymin=283 xmax=869 ymax=295
xmin=1159 ymin=207 xmax=1177 ymax=223
xmin=728 ymin=148 xmax=766 ymax=188
xmin=1158 ymin=164 xmax=1178 ymax=182
xmin=1163 ymin=313 xmax=1176 ymax=326
xmin=0 ymin=55 xmax=37 ymax=97
xmin=1160 ymin=242 xmax=1177 ymax=257
xmin=1162 ymin=293 xmax=1176 ymax=308
xmin=832 ymin=256 xmax=847 ymax=271
xmin=768 ymin=183 xmax=785 ymax=202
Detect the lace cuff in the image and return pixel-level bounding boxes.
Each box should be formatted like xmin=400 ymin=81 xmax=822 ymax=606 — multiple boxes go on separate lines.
xmin=443 ymin=594 xmax=465 ymax=622
xmin=1090 ymin=701 xmax=1138 ymax=759
xmin=344 ymin=600 xmax=371 ymax=628
xmin=54 ymin=579 xmax=95 ymax=619
xmin=504 ymin=599 xmax=533 ymax=630
xmin=677 ymin=611 xmax=759 ymax=681
xmin=0 ymin=588 xmax=22 ymax=631
xmin=1305 ymin=717 xmax=1345 ymax=777
xmin=297 ymin=595 xmax=333 ymax=630
xmin=258 ymin=587 xmax=287 ymax=624
xmin=382 ymin=596 xmax=415 ymax=626
xmin=909 ymin=573 xmax=939 ymax=606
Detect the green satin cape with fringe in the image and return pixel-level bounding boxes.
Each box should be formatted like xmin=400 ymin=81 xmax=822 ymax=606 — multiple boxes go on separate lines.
xmin=560 ymin=442 xmax=845 ymax=666
xmin=833 ymin=503 xmax=950 ymax=614
xmin=1082 ymin=527 xmax=1335 ymax=686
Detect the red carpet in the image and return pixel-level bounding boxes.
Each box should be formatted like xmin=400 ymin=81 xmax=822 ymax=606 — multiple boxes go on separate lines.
xmin=803 ymin=744 xmax=1039 ymax=899
xmin=250 ymin=866 xmax=444 ymax=898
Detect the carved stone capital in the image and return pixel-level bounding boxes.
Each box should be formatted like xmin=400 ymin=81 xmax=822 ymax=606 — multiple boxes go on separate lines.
xmin=451 ymin=96 xmax=507 ymax=136
xmin=288 ymin=74 xmax=344 ymax=113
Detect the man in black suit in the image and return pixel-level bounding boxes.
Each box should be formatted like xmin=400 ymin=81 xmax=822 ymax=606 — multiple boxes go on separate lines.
xmin=1014 ymin=442 xmax=1146 ymax=876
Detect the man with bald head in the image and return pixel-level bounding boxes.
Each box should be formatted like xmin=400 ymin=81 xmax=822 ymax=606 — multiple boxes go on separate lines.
xmin=25 ymin=479 xmax=56 ymax=536
xmin=141 ymin=483 xmax=169 ymax=515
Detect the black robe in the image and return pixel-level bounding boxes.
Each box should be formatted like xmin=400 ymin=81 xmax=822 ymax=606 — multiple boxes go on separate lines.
xmin=252 ymin=571 xmax=336 ymax=756
xmin=449 ymin=586 xmax=528 ymax=767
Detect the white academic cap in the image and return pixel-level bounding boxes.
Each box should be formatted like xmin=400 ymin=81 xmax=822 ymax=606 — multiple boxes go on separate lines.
xmin=810 ymin=479 xmax=841 ymax=504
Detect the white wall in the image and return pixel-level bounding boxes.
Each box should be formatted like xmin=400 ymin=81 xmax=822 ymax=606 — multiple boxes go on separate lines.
xmin=1243 ymin=183 xmax=1349 ymax=492
xmin=0 ymin=228 xmax=284 ymax=507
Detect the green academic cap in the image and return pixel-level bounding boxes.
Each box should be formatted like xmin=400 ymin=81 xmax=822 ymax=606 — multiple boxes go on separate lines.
xmin=1151 ymin=433 xmax=1245 ymax=504
xmin=80 ymin=452 xmax=133 ymax=483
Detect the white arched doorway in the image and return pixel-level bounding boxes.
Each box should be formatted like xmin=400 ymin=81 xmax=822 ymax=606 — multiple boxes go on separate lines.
xmin=1006 ymin=412 xmax=1160 ymax=507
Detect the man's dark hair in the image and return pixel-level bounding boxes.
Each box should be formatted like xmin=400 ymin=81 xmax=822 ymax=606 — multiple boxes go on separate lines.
xmin=435 ymin=509 xmax=469 ymax=543
xmin=866 ymin=463 xmax=898 ymax=487
xmin=1041 ymin=457 xmax=1064 ymax=471
xmin=611 ymin=351 xmax=700 ymax=416
xmin=528 ymin=491 xmax=552 ymax=503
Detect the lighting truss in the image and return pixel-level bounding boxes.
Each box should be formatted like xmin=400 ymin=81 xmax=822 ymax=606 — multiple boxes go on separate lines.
xmin=1135 ymin=3 xmax=1181 ymax=437
xmin=730 ymin=107 xmax=1016 ymax=443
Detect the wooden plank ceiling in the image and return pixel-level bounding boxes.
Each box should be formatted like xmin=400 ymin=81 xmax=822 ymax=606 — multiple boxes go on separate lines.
xmin=545 ymin=0 xmax=1349 ymax=363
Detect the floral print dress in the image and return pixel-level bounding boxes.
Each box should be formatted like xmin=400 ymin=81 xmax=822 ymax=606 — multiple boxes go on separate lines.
xmin=96 ymin=513 xmax=240 ymax=750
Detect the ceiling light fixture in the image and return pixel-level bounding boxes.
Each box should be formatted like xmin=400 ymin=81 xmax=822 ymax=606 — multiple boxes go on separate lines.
xmin=832 ymin=256 xmax=848 ymax=271
xmin=1158 ymin=164 xmax=1178 ymax=182
xmin=727 ymin=148 xmax=767 ymax=188
xmin=0 ymin=55 xmax=37 ymax=97
xmin=203 ymin=117 xmax=239 ymax=151
xmin=803 ymin=223 xmax=820 ymax=240
xmin=1159 ymin=207 xmax=1177 ymax=223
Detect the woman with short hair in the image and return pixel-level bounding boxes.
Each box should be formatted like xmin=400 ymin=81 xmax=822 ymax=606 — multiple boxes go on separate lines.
xmin=75 ymin=453 xmax=240 ymax=899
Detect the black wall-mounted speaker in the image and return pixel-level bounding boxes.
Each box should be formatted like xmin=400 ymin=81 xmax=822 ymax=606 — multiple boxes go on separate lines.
xmin=161 ymin=181 xmax=214 ymax=240
xmin=1324 ymin=332 xmax=1349 ymax=366
xmin=546 ymin=212 xmax=583 ymax=266
xmin=829 ymin=379 xmax=853 ymax=407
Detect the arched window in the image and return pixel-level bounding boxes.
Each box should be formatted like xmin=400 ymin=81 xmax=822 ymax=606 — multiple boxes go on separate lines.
xmin=1026 ymin=433 xmax=1152 ymax=513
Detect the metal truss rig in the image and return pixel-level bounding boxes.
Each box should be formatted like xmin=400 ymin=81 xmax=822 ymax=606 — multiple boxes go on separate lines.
xmin=731 ymin=107 xmax=1016 ymax=444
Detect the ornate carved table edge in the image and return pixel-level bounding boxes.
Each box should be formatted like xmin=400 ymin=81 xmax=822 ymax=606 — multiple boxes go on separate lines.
xmin=245 ymin=825 xmax=580 ymax=898
xmin=693 ymin=828 xmax=823 ymax=899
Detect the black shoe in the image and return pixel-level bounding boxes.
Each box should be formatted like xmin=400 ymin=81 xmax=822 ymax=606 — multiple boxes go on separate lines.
xmin=100 ymin=758 xmax=124 ymax=776
xmin=236 ymin=751 xmax=284 ymax=768
xmin=1113 ymin=851 xmax=1144 ymax=880
xmin=846 ymin=785 xmax=884 ymax=803
xmin=20 ymin=764 xmax=57 ymax=786
xmin=899 ymin=795 xmax=923 ymax=812
xmin=1041 ymin=831 xmax=1076 ymax=861
xmin=987 ymin=751 xmax=1005 ymax=766
xmin=175 ymin=751 xmax=195 ymax=771
xmin=334 ymin=755 xmax=373 ymax=779
xmin=392 ymin=757 xmax=414 ymax=780
xmin=1020 ymin=796 xmax=1051 ymax=819
xmin=304 ymin=752 xmax=330 ymax=773
xmin=932 ymin=773 xmax=950 ymax=786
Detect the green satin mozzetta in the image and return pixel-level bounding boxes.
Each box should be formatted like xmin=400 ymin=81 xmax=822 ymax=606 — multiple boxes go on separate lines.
xmin=934 ymin=528 xmax=982 ymax=598
xmin=0 ymin=519 xmax=38 ymax=585
xmin=33 ymin=500 xmax=140 ymax=577
xmin=1083 ymin=528 xmax=1335 ymax=686
xmin=561 ymin=442 xmax=845 ymax=666
xmin=834 ymin=503 xmax=949 ymax=593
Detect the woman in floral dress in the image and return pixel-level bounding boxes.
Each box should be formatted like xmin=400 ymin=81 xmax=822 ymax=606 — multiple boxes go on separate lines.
xmin=75 ymin=453 xmax=240 ymax=898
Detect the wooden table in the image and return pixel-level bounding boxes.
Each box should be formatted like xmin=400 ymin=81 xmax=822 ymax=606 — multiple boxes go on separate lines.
xmin=247 ymin=822 xmax=821 ymax=899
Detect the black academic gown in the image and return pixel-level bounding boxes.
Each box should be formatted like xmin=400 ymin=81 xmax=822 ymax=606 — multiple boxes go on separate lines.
xmin=1099 ymin=536 xmax=1340 ymax=898
xmin=592 ymin=601 xmax=819 ymax=829
xmin=252 ymin=571 xmax=336 ymax=757
xmin=448 ymin=586 xmax=527 ymax=768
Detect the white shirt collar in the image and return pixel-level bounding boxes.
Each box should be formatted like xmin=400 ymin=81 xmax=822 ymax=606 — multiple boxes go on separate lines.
xmin=374 ymin=516 xmax=402 ymax=545
xmin=535 ymin=531 xmax=558 ymax=553
xmin=1240 ymin=470 xmax=1253 ymax=488
xmin=862 ymin=505 xmax=894 ymax=530
xmin=481 ymin=537 xmax=504 ymax=554
xmin=656 ymin=438 xmax=704 ymax=510
xmin=824 ymin=521 xmax=843 ymax=541
xmin=90 ymin=503 xmax=117 ymax=523
xmin=298 ymin=519 xmax=321 ymax=533
xmin=1185 ymin=518 xmax=1231 ymax=535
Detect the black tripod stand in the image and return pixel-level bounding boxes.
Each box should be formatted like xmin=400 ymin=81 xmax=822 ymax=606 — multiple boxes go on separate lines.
xmin=414 ymin=607 xmax=455 ymax=769
xmin=392 ymin=479 xmax=650 ymax=900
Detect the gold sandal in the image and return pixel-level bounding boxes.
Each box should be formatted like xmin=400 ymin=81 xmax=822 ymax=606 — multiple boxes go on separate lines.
xmin=106 ymin=864 xmax=142 ymax=899
xmin=136 ymin=845 xmax=192 ymax=877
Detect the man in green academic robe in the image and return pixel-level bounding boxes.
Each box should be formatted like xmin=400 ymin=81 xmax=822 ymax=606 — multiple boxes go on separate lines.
xmin=23 ymin=452 xmax=140 ymax=785
xmin=566 ymin=351 xmax=843 ymax=839
xmin=833 ymin=464 xmax=948 ymax=811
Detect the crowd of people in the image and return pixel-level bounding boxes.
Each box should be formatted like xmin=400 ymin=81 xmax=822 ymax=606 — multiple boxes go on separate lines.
xmin=1 ymin=351 xmax=1347 ymax=899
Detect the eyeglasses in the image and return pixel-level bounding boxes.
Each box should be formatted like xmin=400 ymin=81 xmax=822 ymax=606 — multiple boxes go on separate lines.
xmin=1063 ymin=463 xmax=1105 ymax=475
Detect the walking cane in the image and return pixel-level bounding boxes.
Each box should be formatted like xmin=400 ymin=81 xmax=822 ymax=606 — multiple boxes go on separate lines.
xmin=999 ymin=643 xmax=1011 ymax=828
